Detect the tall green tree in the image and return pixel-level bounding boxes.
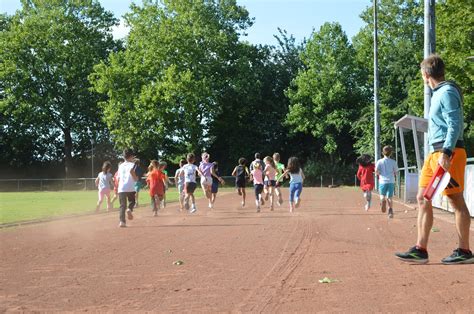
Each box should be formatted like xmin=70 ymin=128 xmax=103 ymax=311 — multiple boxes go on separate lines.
xmin=286 ymin=22 xmax=366 ymax=163
xmin=352 ymin=0 xmax=424 ymax=155
xmin=0 ymin=0 xmax=118 ymax=175
xmin=207 ymin=29 xmax=307 ymax=171
xmin=90 ymin=0 xmax=252 ymax=159
xmin=406 ymin=0 xmax=473 ymax=154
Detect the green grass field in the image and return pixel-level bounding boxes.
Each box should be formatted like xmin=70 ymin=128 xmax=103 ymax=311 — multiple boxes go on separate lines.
xmin=0 ymin=188 xmax=226 ymax=225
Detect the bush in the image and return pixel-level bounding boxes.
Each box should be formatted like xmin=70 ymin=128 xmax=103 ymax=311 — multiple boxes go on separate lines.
xmin=303 ymin=158 xmax=356 ymax=186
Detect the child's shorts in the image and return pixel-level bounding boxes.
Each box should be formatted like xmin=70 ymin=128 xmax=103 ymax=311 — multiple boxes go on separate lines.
xmin=254 ymin=184 xmax=264 ymax=198
xmin=201 ymin=176 xmax=212 ymax=187
xmin=236 ymin=178 xmax=246 ymax=188
xmin=98 ymin=188 xmax=111 ymax=201
xmin=185 ymin=182 xmax=197 ymax=194
xmin=379 ymin=183 xmax=395 ymax=198
xmin=211 ymin=181 xmax=219 ymax=194
xmin=264 ymin=180 xmax=276 ymax=187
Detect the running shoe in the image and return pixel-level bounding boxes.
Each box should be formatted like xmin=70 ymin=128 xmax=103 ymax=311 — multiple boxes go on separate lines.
xmin=364 ymin=203 xmax=369 ymax=211
xmin=241 ymin=201 xmax=245 ymax=208
xmin=388 ymin=208 xmax=394 ymax=218
xmin=153 ymin=210 xmax=158 ymax=217
xmin=395 ymin=246 xmax=429 ymax=264
xmin=119 ymin=221 xmax=126 ymax=228
xmin=295 ymin=197 xmax=300 ymax=208
xmin=190 ymin=205 xmax=197 ymax=214
xmin=126 ymin=209 xmax=134 ymax=220
xmin=441 ymin=248 xmax=474 ymax=265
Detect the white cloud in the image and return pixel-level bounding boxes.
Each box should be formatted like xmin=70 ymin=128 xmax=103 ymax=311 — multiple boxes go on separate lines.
xmin=112 ymin=19 xmax=130 ymax=40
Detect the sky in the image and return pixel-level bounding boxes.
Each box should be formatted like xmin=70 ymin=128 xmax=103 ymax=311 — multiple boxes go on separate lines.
xmin=1 ymin=0 xmax=369 ymax=44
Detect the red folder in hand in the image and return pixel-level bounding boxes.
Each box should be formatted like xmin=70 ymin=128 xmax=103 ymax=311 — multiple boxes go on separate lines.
xmin=422 ymin=153 xmax=454 ymax=201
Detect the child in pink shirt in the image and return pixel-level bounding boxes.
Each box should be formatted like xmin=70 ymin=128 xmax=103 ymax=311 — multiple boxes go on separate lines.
xmin=250 ymin=162 xmax=265 ymax=212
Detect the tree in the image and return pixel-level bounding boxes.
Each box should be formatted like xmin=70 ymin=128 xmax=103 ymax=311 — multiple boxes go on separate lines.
xmin=406 ymin=0 xmax=474 ymax=155
xmin=286 ymin=22 xmax=366 ymax=163
xmin=90 ymin=0 xmax=253 ymax=160
xmin=352 ymin=0 xmax=424 ymax=155
xmin=207 ymin=29 xmax=308 ymax=172
xmin=0 ymin=0 xmax=119 ymax=176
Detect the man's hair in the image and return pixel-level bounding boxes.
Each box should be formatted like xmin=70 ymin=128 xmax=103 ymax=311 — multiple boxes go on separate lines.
xmin=123 ymin=148 xmax=134 ymax=159
xmin=254 ymin=152 xmax=261 ymax=159
xmin=187 ymin=153 xmax=195 ymax=163
xmin=179 ymin=158 xmax=186 ymax=167
xmin=420 ymin=54 xmax=445 ymax=80
xmin=238 ymin=157 xmax=246 ymax=165
xmin=382 ymin=145 xmax=393 ymax=157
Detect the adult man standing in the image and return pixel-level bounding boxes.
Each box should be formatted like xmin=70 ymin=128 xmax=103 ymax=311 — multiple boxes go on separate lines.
xmin=395 ymin=54 xmax=473 ymax=264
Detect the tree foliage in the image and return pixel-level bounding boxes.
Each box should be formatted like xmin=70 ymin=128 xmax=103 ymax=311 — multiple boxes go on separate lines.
xmin=286 ymin=22 xmax=366 ymax=161
xmin=90 ymin=0 xmax=253 ymax=159
xmin=0 ymin=0 xmax=118 ymax=175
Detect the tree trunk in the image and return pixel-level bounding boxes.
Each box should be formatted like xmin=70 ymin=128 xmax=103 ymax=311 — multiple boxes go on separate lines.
xmin=64 ymin=128 xmax=73 ymax=178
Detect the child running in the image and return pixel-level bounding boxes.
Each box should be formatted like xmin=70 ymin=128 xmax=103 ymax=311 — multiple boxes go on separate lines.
xmin=356 ymin=154 xmax=375 ymax=211
xmin=133 ymin=159 xmax=145 ymax=207
xmin=174 ymin=158 xmax=186 ymax=211
xmin=375 ymin=145 xmax=398 ymax=218
xmin=283 ymin=157 xmax=305 ymax=213
xmin=263 ymin=156 xmax=277 ymax=211
xmin=199 ymin=152 xmax=215 ymax=208
xmin=273 ymin=153 xmax=285 ymax=206
xmin=111 ymin=161 xmax=122 ymax=208
xmin=250 ymin=153 xmax=265 ymax=184
xmin=182 ymin=153 xmax=204 ymax=213
xmin=159 ymin=161 xmax=171 ymax=208
xmin=116 ymin=149 xmax=138 ymax=227
xmin=146 ymin=160 xmax=166 ymax=216
xmin=232 ymin=158 xmax=249 ymax=207
xmin=95 ymin=161 xmax=114 ymax=212
xmin=210 ymin=162 xmax=225 ymax=207
xmin=250 ymin=162 xmax=265 ymax=212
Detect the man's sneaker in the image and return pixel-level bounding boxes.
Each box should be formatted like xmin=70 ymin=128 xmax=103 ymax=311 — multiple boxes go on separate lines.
xmin=190 ymin=206 xmax=197 ymax=214
xmin=388 ymin=208 xmax=394 ymax=218
xmin=153 ymin=210 xmax=158 ymax=217
xmin=126 ymin=209 xmax=134 ymax=220
xmin=364 ymin=203 xmax=369 ymax=211
xmin=441 ymin=248 xmax=474 ymax=265
xmin=241 ymin=201 xmax=245 ymax=208
xmin=395 ymin=246 xmax=429 ymax=264
xmin=119 ymin=221 xmax=126 ymax=228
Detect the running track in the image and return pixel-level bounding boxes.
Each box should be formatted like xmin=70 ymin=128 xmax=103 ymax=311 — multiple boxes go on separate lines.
xmin=1 ymin=188 xmax=473 ymax=312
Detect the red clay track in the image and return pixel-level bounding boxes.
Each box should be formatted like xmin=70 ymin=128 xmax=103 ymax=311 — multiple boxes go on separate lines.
xmin=1 ymin=187 xmax=473 ymax=312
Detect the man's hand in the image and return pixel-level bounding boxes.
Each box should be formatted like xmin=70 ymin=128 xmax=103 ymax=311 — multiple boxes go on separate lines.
xmin=438 ymin=153 xmax=451 ymax=171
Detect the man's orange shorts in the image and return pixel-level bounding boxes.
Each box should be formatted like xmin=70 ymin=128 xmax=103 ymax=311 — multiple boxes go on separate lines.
xmin=419 ymin=147 xmax=467 ymax=196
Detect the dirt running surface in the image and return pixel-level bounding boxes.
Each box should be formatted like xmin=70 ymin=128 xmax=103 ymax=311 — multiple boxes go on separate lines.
xmin=1 ymin=187 xmax=473 ymax=312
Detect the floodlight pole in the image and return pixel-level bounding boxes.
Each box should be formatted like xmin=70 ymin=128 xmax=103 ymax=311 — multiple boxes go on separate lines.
xmin=423 ymin=0 xmax=435 ymax=159
xmin=374 ymin=0 xmax=380 ymax=169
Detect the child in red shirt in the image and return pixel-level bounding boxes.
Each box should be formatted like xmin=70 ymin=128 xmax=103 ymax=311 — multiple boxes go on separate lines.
xmin=356 ymin=154 xmax=375 ymax=211
xmin=146 ymin=160 xmax=166 ymax=216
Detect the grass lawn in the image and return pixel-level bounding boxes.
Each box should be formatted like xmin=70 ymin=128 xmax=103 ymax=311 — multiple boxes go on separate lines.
xmin=0 ymin=188 xmax=232 ymax=225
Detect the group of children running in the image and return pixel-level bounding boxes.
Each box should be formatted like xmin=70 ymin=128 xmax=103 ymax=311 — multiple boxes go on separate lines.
xmin=232 ymin=153 xmax=305 ymax=213
xmin=356 ymin=145 xmax=398 ymax=218
xmin=95 ymin=149 xmax=305 ymax=227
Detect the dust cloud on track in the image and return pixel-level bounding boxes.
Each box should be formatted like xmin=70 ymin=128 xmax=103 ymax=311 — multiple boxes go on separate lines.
xmin=1 ymin=188 xmax=473 ymax=312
